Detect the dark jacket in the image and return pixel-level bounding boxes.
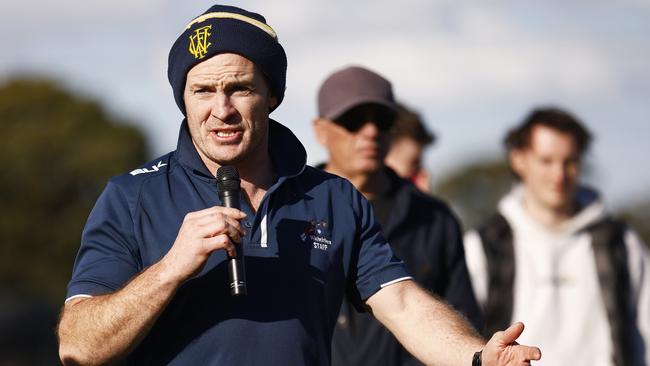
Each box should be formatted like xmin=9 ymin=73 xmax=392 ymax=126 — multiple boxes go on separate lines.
xmin=326 ymin=167 xmax=482 ymax=366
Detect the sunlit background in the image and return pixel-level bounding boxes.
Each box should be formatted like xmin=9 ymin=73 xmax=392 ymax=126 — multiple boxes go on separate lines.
xmin=1 ymin=0 xmax=649 ymax=363
xmin=3 ymin=0 xmax=650 ymax=205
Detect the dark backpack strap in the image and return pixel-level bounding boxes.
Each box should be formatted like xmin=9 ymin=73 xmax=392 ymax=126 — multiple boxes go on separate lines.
xmin=587 ymin=218 xmax=631 ymax=366
xmin=477 ymin=213 xmax=515 ymax=338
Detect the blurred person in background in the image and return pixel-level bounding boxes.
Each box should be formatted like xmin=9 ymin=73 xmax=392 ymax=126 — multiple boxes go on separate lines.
xmin=313 ymin=65 xmax=482 ymax=366
xmin=464 ymin=107 xmax=650 ymax=365
xmin=384 ymin=103 xmax=436 ymax=193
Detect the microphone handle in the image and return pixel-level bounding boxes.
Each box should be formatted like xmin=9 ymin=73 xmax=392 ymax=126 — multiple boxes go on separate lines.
xmin=221 ymin=191 xmax=247 ymax=296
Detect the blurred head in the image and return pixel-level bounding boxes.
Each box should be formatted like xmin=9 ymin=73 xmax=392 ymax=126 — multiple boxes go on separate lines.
xmin=505 ymin=107 xmax=592 ymax=211
xmin=385 ymin=104 xmax=435 ymax=180
xmin=313 ymin=66 xmax=397 ymax=176
xmin=168 ymin=4 xmax=287 ymax=115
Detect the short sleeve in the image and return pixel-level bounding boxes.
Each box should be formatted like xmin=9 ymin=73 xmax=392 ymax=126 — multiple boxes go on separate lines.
xmin=65 ymin=181 xmax=141 ymax=300
xmin=348 ymin=188 xmax=411 ymax=309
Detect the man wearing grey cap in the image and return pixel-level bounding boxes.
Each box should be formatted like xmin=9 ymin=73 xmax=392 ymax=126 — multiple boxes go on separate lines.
xmin=57 ymin=4 xmax=540 ymax=366
xmin=314 ymin=66 xmax=481 ymax=366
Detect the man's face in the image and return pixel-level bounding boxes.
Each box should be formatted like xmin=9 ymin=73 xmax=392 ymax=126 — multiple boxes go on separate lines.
xmin=183 ymin=53 xmax=277 ymax=172
xmin=511 ymin=124 xmax=581 ymax=212
xmin=314 ymin=104 xmax=395 ymax=176
xmin=385 ymin=136 xmax=424 ymax=180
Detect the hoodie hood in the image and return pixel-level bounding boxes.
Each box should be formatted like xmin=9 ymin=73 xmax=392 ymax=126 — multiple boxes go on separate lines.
xmin=499 ymin=183 xmax=608 ymax=236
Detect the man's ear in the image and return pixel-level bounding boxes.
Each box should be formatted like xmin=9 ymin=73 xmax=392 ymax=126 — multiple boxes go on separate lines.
xmin=509 ymin=149 xmax=526 ymax=177
xmin=313 ymin=118 xmax=329 ymax=146
xmin=268 ymin=95 xmax=278 ymax=111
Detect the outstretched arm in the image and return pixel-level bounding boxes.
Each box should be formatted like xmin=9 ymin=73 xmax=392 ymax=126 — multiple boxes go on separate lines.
xmin=57 ymin=206 xmax=246 ymax=365
xmin=366 ymin=280 xmax=541 ymax=366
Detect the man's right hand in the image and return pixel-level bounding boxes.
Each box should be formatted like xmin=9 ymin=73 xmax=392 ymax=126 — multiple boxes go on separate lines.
xmin=58 ymin=206 xmax=247 ymax=365
xmin=160 ymin=206 xmax=247 ymax=283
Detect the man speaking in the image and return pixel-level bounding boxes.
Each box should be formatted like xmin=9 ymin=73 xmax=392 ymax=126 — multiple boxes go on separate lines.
xmin=57 ymin=5 xmax=541 ymax=365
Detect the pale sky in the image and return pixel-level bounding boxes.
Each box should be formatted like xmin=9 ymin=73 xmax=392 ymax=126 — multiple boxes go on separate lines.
xmin=1 ymin=0 xmax=649 ymax=208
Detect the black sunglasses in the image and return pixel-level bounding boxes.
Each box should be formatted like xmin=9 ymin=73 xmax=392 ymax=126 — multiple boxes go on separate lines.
xmin=333 ymin=104 xmax=396 ymax=133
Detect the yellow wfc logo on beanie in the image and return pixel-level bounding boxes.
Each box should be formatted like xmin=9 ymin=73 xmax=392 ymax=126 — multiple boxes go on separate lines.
xmin=189 ymin=25 xmax=212 ymax=59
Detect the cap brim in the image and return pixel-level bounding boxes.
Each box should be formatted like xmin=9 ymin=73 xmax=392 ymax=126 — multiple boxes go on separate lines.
xmin=324 ymin=96 xmax=397 ymax=121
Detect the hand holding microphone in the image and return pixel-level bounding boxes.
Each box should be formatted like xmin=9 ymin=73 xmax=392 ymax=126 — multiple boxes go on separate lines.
xmin=216 ymin=166 xmax=247 ymax=296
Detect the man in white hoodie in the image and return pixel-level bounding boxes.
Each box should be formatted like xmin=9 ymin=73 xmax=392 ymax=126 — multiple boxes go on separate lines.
xmin=464 ymin=107 xmax=650 ymax=366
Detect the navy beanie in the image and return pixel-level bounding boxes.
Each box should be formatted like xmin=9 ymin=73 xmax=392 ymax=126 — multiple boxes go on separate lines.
xmin=168 ymin=5 xmax=287 ymax=114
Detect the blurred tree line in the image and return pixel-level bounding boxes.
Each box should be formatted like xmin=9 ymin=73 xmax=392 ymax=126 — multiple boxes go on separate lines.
xmin=432 ymin=159 xmax=650 ymax=246
xmin=0 ymin=78 xmax=148 ymax=365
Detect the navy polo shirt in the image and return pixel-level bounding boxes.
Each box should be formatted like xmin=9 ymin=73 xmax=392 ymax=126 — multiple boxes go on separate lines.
xmin=66 ymin=119 xmax=411 ymax=365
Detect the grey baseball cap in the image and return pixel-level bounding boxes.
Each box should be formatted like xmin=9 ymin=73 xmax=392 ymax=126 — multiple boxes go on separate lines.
xmin=317 ymin=66 xmax=397 ymax=120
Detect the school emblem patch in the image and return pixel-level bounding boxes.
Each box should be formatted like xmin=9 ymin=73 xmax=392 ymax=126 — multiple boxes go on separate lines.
xmin=188 ymin=25 xmax=212 ymax=59
xmin=301 ymin=220 xmax=332 ymax=251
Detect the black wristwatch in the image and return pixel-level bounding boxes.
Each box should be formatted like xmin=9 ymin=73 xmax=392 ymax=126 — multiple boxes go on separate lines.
xmin=472 ymin=350 xmax=482 ymax=366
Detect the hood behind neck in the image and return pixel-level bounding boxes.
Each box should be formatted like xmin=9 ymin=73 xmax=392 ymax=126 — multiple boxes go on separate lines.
xmin=499 ymin=184 xmax=609 ymax=235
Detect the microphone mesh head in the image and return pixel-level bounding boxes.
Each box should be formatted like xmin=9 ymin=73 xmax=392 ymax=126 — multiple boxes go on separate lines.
xmin=216 ymin=166 xmax=241 ymax=193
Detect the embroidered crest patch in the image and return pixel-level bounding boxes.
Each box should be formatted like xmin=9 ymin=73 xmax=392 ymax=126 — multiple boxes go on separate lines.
xmin=189 ymin=25 xmax=212 ymax=59
xmin=301 ymin=220 xmax=332 ymax=251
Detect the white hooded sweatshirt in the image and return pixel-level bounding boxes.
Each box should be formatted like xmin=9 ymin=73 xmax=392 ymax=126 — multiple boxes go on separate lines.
xmin=464 ymin=185 xmax=650 ymax=366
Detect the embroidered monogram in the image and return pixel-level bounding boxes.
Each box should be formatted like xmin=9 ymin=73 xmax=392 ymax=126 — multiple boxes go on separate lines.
xmin=188 ymin=25 xmax=212 ymax=59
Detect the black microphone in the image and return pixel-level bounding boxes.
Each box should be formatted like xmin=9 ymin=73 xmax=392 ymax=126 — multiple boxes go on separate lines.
xmin=216 ymin=166 xmax=247 ymax=296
